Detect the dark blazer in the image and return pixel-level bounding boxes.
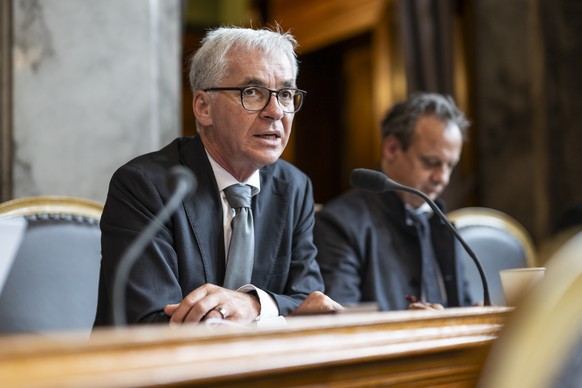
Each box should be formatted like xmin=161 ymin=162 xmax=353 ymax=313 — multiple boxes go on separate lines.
xmin=94 ymin=136 xmax=323 ymax=325
xmin=314 ymin=189 xmax=474 ymax=311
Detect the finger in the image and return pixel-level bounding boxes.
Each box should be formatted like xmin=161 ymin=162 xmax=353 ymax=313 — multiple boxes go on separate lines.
xmin=169 ymin=301 xmax=210 ymax=327
xmin=181 ymin=297 xmax=220 ymax=324
xmin=203 ymin=306 xmax=229 ymax=321
xmin=202 ymin=310 xmax=224 ymax=321
xmin=169 ymin=285 xmax=215 ymax=325
xmin=407 ymin=302 xmax=427 ymax=310
xmin=331 ymin=300 xmax=345 ymax=310
xmin=174 ymin=284 xmax=234 ymax=324
xmin=164 ymin=304 xmax=179 ymax=316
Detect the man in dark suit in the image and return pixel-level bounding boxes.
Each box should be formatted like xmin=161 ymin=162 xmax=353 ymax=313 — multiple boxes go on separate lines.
xmin=314 ymin=92 xmax=476 ymax=311
xmin=94 ymin=26 xmax=326 ymax=326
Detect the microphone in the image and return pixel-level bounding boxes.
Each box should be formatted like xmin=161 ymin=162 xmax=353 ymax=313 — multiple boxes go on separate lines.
xmin=112 ymin=165 xmax=197 ymax=326
xmin=350 ymin=168 xmax=491 ymax=306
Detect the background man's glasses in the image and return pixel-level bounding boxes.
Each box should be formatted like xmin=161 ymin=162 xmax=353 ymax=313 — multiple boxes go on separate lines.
xmin=204 ymin=86 xmax=307 ymax=113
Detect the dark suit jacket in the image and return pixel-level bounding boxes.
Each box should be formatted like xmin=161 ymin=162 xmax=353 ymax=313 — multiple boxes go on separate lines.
xmin=94 ymin=136 xmax=323 ymax=325
xmin=314 ymin=189 xmax=474 ymax=311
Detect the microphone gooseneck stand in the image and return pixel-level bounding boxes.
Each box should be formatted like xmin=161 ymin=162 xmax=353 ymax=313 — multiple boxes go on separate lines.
xmin=350 ymin=168 xmax=491 ymax=306
xmin=112 ymin=165 xmax=197 ymax=326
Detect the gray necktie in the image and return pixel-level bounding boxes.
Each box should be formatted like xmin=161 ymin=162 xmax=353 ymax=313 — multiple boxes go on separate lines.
xmin=223 ymin=184 xmax=254 ymax=289
xmin=410 ymin=211 xmax=447 ymax=305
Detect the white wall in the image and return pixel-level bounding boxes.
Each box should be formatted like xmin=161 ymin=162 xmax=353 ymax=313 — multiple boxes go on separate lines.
xmin=12 ymin=0 xmax=181 ymax=203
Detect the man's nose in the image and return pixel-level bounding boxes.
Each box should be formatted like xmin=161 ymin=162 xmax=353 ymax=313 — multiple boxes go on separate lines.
xmin=432 ymin=165 xmax=452 ymax=187
xmin=260 ymin=91 xmax=285 ymax=120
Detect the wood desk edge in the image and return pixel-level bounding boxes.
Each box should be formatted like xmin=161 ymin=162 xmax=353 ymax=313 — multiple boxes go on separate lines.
xmin=0 ymin=306 xmax=511 ymax=387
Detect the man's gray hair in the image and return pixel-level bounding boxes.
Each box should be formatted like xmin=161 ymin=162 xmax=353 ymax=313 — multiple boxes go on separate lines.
xmin=188 ymin=25 xmax=299 ymax=93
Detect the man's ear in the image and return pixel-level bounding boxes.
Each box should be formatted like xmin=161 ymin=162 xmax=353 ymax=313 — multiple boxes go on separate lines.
xmin=193 ymin=90 xmax=213 ymax=126
xmin=382 ymin=134 xmax=402 ymax=162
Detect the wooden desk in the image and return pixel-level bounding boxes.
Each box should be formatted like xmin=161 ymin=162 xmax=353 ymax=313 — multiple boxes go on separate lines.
xmin=0 ymin=306 xmax=510 ymax=387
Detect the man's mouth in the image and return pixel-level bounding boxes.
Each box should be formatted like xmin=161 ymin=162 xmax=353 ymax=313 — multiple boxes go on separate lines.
xmin=256 ymin=134 xmax=280 ymax=140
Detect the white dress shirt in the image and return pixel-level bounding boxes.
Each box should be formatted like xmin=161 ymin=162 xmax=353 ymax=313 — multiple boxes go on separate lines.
xmin=206 ymin=151 xmax=279 ymax=320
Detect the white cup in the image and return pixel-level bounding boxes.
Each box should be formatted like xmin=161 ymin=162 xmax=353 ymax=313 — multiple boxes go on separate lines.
xmin=499 ymin=267 xmax=546 ymax=306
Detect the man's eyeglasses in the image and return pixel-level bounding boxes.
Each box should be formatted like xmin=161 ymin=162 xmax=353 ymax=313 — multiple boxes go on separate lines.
xmin=203 ymin=86 xmax=307 ymax=113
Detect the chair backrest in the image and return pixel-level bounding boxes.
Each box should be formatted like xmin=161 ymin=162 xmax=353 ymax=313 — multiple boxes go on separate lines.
xmin=478 ymin=232 xmax=582 ymax=388
xmin=0 ymin=196 xmax=103 ymax=337
xmin=447 ymin=207 xmax=537 ymax=306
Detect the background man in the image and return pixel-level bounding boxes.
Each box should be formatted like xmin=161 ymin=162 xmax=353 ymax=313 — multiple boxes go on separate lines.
xmin=314 ymin=92 xmax=476 ymax=311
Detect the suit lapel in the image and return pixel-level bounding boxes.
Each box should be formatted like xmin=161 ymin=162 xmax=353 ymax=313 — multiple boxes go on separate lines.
xmin=252 ymin=164 xmax=290 ymax=284
xmin=179 ymin=137 xmax=226 ymax=285
xmin=430 ymin=203 xmax=459 ymax=305
xmin=177 ymin=140 xmax=291 ymax=287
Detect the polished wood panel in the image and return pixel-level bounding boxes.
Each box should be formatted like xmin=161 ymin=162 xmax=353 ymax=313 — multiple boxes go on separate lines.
xmin=270 ymin=0 xmax=406 ymax=202
xmin=0 ymin=306 xmax=510 ymax=387
xmin=271 ymin=0 xmax=386 ymax=54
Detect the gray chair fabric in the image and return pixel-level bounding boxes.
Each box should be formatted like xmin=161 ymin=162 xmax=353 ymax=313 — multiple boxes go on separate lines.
xmin=0 ymin=199 xmax=102 ymax=336
xmin=448 ymin=207 xmax=537 ymax=306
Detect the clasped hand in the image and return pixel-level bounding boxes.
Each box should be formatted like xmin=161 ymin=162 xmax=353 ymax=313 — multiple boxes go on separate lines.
xmin=163 ymin=287 xmax=344 ymax=327
xmin=163 ymin=283 xmax=260 ymax=327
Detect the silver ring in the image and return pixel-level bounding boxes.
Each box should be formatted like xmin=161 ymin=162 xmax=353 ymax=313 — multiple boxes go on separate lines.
xmin=213 ymin=306 xmax=229 ymax=320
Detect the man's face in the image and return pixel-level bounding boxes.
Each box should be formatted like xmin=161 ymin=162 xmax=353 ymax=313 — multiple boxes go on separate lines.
xmin=383 ymin=115 xmax=463 ymax=208
xmin=194 ymin=46 xmax=296 ymax=181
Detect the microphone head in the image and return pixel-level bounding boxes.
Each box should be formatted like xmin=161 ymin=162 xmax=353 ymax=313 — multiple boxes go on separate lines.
xmin=350 ymin=168 xmax=389 ymax=193
xmin=168 ymin=165 xmax=197 ymax=195
xmin=351 ymin=168 xmax=406 ymax=193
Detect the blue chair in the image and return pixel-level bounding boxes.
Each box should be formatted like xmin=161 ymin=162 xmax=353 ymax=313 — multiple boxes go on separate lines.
xmin=0 ymin=196 xmax=103 ymax=336
xmin=447 ymin=207 xmax=537 ymax=306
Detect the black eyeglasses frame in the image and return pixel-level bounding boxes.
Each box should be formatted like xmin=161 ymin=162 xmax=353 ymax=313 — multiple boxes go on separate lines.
xmin=203 ymin=86 xmax=307 ymax=113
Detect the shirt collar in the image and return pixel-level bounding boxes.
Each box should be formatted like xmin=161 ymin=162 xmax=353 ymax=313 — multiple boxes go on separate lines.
xmin=409 ymin=202 xmax=432 ymax=216
xmin=405 ymin=202 xmax=433 ymax=225
xmin=205 ymin=150 xmax=261 ymax=196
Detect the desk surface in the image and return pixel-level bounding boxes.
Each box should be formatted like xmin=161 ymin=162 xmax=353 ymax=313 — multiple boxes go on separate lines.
xmin=0 ymin=306 xmax=510 ymax=387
